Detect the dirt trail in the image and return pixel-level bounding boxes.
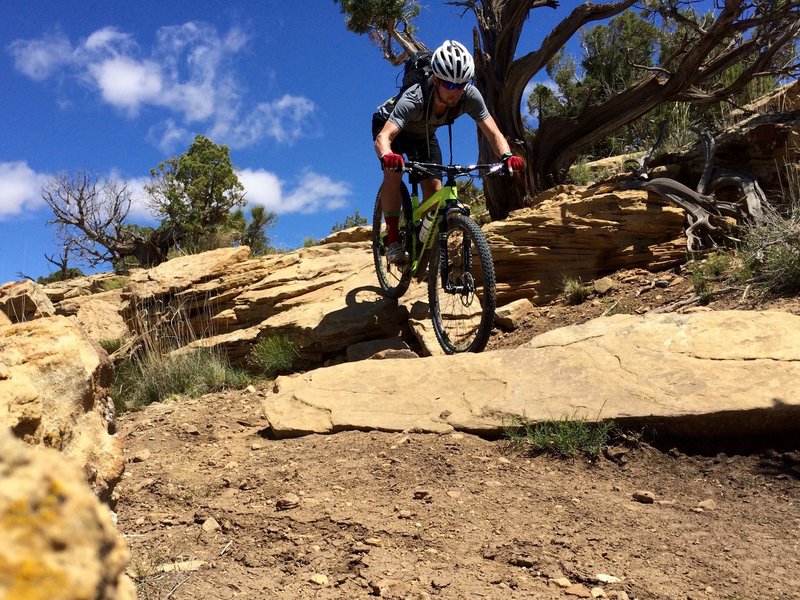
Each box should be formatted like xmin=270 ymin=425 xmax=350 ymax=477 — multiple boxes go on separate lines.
xmin=116 ymin=272 xmax=800 ymax=600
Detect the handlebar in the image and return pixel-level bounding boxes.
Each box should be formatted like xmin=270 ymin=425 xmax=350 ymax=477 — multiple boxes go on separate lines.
xmin=404 ymin=161 xmax=508 ymax=179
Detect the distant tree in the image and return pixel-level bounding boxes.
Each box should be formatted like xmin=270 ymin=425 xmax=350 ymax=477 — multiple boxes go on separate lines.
xmin=146 ymin=135 xmax=246 ymax=253
xmin=331 ymin=209 xmax=369 ymax=233
xmin=37 ymin=267 xmax=85 ymax=285
xmin=230 ymin=205 xmax=278 ymax=255
xmin=335 ymin=0 xmax=800 ymax=218
xmin=42 ymin=171 xmax=177 ymax=270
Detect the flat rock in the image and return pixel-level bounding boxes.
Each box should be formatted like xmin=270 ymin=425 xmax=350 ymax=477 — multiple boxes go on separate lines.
xmin=262 ymin=311 xmax=800 ymax=439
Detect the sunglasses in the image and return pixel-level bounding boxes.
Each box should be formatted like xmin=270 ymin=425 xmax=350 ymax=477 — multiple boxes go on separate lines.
xmin=438 ymin=79 xmax=468 ymax=91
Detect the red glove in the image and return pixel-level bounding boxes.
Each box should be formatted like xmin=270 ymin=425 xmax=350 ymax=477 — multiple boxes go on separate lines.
xmin=502 ymin=153 xmax=524 ymax=173
xmin=381 ymin=153 xmax=405 ymax=171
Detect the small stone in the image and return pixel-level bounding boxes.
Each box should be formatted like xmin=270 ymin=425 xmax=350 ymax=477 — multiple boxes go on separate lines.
xmin=608 ymin=592 xmax=630 ymax=600
xmin=364 ymin=537 xmax=383 ymax=547
xmin=130 ymin=449 xmax=151 ymax=463
xmin=183 ymin=424 xmax=200 ymax=435
xmin=246 ymin=384 xmax=256 ymax=393
xmin=201 ymin=517 xmax=221 ymax=532
xmin=594 ymin=277 xmax=615 ymax=294
xmin=632 ymin=490 xmax=656 ymax=504
xmin=697 ymin=498 xmax=717 ymax=510
xmin=308 ymin=573 xmax=328 ymax=586
xmin=552 ymin=577 xmax=572 ymax=588
xmin=250 ymin=442 xmax=266 ymax=451
xmin=276 ymin=493 xmax=300 ymax=511
xmin=565 ymin=583 xmax=592 ymax=598
xmin=397 ymin=509 xmax=413 ymax=519
xmin=595 ymin=574 xmax=621 ymax=584
xmin=591 ymin=587 xmax=607 ymax=598
xmin=413 ymin=489 xmax=432 ymax=501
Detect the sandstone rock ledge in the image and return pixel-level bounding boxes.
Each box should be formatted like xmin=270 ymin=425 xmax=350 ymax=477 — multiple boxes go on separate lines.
xmin=261 ymin=310 xmax=800 ymax=440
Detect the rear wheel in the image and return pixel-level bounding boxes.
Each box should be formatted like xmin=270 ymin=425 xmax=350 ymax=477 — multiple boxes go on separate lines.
xmin=372 ymin=183 xmax=413 ymax=299
xmin=428 ymin=214 xmax=496 ymax=353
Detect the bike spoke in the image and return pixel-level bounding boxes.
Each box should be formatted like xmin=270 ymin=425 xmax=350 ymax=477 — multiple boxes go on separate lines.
xmin=428 ymin=214 xmax=496 ymax=353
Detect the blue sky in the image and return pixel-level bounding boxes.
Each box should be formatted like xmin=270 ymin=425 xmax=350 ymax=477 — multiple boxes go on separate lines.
xmin=0 ymin=0 xmax=577 ymax=283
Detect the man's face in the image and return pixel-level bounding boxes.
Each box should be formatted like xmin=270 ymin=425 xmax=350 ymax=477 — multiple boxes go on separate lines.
xmin=434 ymin=76 xmax=467 ymax=107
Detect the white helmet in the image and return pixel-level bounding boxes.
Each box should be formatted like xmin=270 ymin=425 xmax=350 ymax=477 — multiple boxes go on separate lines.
xmin=431 ymin=40 xmax=475 ymax=84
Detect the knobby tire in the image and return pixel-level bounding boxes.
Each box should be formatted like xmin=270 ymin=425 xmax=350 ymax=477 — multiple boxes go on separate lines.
xmin=428 ymin=214 xmax=496 ymax=353
xmin=372 ymin=183 xmax=413 ymax=299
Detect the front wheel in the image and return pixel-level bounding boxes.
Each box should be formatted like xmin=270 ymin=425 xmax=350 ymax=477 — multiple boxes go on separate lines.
xmin=372 ymin=183 xmax=413 ymax=299
xmin=428 ymin=214 xmax=496 ymax=353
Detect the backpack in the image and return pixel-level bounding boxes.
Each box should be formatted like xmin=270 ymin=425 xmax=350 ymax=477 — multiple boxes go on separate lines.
xmin=399 ymin=51 xmax=433 ymax=92
xmin=391 ymin=51 xmax=461 ymax=126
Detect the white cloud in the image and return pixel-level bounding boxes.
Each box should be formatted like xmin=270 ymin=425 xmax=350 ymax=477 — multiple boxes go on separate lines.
xmin=211 ymin=95 xmax=316 ymax=148
xmin=89 ymin=57 xmax=163 ymax=115
xmin=239 ymin=168 xmax=350 ymax=215
xmin=84 ymin=27 xmax=134 ymax=52
xmin=8 ymin=32 xmax=75 ymax=81
xmin=0 ymin=162 xmax=49 ymax=219
xmin=8 ymin=22 xmax=316 ymax=149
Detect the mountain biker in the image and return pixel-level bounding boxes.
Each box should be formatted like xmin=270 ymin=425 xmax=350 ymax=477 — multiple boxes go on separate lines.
xmin=372 ymin=40 xmax=525 ymax=265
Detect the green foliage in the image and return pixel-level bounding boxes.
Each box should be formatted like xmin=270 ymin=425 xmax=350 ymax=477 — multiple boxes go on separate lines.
xmin=527 ymin=8 xmax=788 ymax=162
xmin=740 ymin=197 xmax=800 ymax=295
xmin=147 ymin=135 xmax=246 ymax=252
xmin=568 ymin=161 xmax=593 ymax=185
xmin=247 ymin=335 xmax=299 ymax=379
xmin=242 ymin=205 xmax=278 ymax=254
xmin=303 ymin=237 xmax=319 ymax=247
xmin=688 ymin=252 xmax=750 ymax=303
xmin=507 ymin=416 xmax=616 ymax=460
xmin=562 ymin=276 xmax=592 ymax=305
xmin=99 ymin=338 xmax=124 ymax=355
xmin=99 ymin=276 xmax=128 ymax=291
xmin=333 ymin=0 xmax=419 ymax=35
xmin=113 ymin=348 xmax=250 ymax=412
xmin=331 ymin=209 xmax=368 ymax=233
xmin=36 ymin=268 xmax=85 ymax=284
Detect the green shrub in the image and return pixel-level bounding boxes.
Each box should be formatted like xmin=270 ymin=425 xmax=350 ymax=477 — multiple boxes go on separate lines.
xmin=331 ymin=209 xmax=368 ymax=233
xmin=100 ymin=276 xmax=129 ymax=291
xmin=303 ymin=237 xmax=319 ymax=247
xmin=507 ymin=416 xmax=616 ymax=460
xmin=740 ymin=198 xmax=800 ymax=295
xmin=562 ymin=276 xmax=592 ymax=305
xmin=112 ymin=348 xmax=250 ymax=412
xmin=99 ymin=338 xmax=124 ymax=355
xmin=247 ymin=335 xmax=299 ymax=379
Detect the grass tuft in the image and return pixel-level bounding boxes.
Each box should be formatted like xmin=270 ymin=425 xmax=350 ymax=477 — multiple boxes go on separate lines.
xmin=247 ymin=334 xmax=299 ymax=379
xmin=562 ymin=276 xmax=593 ymax=305
xmin=112 ymin=348 xmax=250 ymax=412
xmin=506 ymin=415 xmax=616 ymax=460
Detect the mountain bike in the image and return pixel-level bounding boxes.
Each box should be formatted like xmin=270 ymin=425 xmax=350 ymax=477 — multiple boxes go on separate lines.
xmin=372 ymin=161 xmax=505 ymax=354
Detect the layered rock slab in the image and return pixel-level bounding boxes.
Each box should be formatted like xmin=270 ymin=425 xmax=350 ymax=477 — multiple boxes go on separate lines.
xmin=262 ymin=311 xmax=800 ymax=439
xmin=0 ymin=316 xmax=123 ymax=503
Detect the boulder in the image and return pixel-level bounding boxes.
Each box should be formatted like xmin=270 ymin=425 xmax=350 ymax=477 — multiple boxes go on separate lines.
xmin=0 ymin=280 xmax=56 ymax=322
xmin=0 ymin=316 xmax=124 ymax=504
xmin=485 ymin=186 xmax=686 ymax=304
xmin=123 ymin=244 xmax=409 ymax=363
xmin=56 ymin=289 xmax=129 ymax=343
xmin=0 ymin=427 xmax=135 ymax=600
xmin=494 ymin=298 xmax=536 ymax=331
xmin=261 ymin=311 xmax=800 ymax=440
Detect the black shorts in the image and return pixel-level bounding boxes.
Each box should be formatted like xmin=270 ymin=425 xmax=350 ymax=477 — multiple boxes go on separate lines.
xmin=372 ymin=114 xmax=442 ymax=180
